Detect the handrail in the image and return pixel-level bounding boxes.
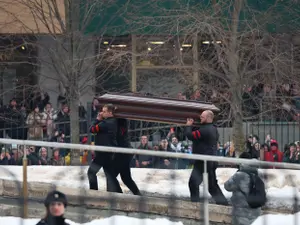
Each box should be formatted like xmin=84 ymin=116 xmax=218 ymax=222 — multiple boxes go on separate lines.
xmin=0 ymin=138 xmax=300 ymax=170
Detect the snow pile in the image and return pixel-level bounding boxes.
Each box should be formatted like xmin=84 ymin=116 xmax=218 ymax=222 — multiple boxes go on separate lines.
xmin=1 ymin=213 xmax=300 ymax=225
xmin=0 ymin=166 xmax=299 ymax=209
xmin=251 ymin=212 xmax=300 ymax=225
xmin=0 ymin=216 xmax=183 ymax=225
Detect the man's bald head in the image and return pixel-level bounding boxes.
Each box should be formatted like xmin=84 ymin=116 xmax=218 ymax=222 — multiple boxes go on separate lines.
xmin=200 ymin=110 xmax=214 ymax=124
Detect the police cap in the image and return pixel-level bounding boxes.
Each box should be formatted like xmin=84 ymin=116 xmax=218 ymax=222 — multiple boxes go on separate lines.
xmin=44 ymin=190 xmax=67 ymax=207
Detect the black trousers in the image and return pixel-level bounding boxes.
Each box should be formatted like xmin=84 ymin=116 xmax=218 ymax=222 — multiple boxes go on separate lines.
xmin=189 ymin=160 xmax=228 ymax=205
xmin=87 ymin=152 xmax=122 ymax=192
xmin=107 ymin=153 xmax=141 ymax=195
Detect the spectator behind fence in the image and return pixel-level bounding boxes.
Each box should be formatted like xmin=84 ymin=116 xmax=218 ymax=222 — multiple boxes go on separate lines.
xmin=26 ymin=146 xmax=41 ymax=165
xmin=250 ymin=142 xmax=260 ymax=159
xmin=0 ymin=148 xmax=15 ymax=165
xmin=26 ymin=105 xmax=46 ymax=141
xmin=135 ymin=135 xmax=153 ymax=168
xmin=39 ymin=147 xmax=49 ymax=165
xmin=42 ymin=103 xmax=58 ymax=140
xmin=259 ymin=144 xmax=270 ymax=161
xmin=55 ymin=104 xmax=70 ymax=142
xmin=4 ymin=98 xmax=24 ymax=140
xmin=283 ymin=143 xmax=300 ymax=164
xmin=264 ymin=140 xmax=283 ymax=167
xmin=49 ymin=148 xmax=64 ymax=166
xmin=153 ymin=139 xmax=174 ymax=169
xmin=11 ymin=148 xmax=23 ymax=165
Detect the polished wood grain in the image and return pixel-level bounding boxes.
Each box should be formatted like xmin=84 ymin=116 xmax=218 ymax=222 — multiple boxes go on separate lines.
xmin=97 ymin=93 xmax=220 ymax=125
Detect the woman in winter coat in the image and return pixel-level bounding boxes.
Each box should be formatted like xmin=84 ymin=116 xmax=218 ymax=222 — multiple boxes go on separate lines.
xmin=36 ymin=190 xmax=69 ymax=225
xmin=26 ymin=105 xmax=46 ymax=140
xmin=42 ymin=103 xmax=58 ymax=139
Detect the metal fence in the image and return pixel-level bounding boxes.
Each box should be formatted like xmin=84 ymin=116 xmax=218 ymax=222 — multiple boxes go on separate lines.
xmin=0 ymin=138 xmax=300 ymax=225
xmin=0 ymin=119 xmax=300 ymax=167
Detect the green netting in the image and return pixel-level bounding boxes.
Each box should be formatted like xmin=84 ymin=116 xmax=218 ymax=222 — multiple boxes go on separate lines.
xmin=80 ymin=0 xmax=300 ymax=36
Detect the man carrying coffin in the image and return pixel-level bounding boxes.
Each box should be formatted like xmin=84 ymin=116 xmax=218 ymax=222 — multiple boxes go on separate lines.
xmin=88 ymin=104 xmax=122 ymax=192
xmin=107 ymin=118 xmax=141 ymax=195
xmin=185 ymin=110 xmax=228 ymax=205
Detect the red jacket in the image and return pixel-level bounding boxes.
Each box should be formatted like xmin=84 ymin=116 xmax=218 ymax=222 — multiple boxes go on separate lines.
xmin=264 ymin=149 xmax=283 ymax=163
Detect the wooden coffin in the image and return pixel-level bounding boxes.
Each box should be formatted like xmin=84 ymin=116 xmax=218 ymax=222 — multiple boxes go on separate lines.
xmin=97 ymin=93 xmax=220 ymax=126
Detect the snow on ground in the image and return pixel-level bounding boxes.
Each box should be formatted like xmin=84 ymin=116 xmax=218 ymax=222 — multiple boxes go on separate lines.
xmin=0 ymin=166 xmax=300 ymax=210
xmin=251 ymin=212 xmax=300 ymax=225
xmin=1 ymin=214 xmax=300 ymax=225
xmin=0 ymin=216 xmax=183 ymax=225
xmin=0 ymin=213 xmax=300 ymax=225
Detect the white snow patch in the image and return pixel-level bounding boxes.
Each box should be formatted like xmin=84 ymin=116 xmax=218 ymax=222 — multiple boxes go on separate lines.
xmin=0 ymin=166 xmax=299 ymax=209
xmin=0 ymin=216 xmax=184 ymax=225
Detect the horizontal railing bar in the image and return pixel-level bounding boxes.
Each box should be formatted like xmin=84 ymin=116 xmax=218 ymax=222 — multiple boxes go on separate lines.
xmin=0 ymin=138 xmax=300 ymax=170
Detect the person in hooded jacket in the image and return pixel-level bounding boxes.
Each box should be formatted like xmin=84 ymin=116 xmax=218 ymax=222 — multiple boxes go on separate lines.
xmin=264 ymin=140 xmax=283 ymax=167
xmin=36 ymin=190 xmax=69 ymax=225
xmin=224 ymin=152 xmax=262 ymax=225
xmin=108 ymin=118 xmax=141 ymax=195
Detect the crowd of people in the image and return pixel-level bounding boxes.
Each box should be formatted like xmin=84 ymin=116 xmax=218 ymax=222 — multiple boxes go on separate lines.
xmin=216 ymin=134 xmax=300 ymax=165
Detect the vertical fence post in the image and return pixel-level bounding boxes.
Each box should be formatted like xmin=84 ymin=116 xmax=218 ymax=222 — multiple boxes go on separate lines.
xmin=22 ymin=144 xmax=28 ymax=218
xmin=86 ymin=102 xmax=92 ymax=163
xmin=203 ymin=160 xmax=209 ymax=225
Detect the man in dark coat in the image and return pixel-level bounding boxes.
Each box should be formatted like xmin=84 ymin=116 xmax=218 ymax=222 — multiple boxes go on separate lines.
xmin=87 ymin=104 xmax=122 ymax=192
xmin=108 ymin=118 xmax=141 ymax=195
xmin=185 ymin=110 xmax=228 ymax=205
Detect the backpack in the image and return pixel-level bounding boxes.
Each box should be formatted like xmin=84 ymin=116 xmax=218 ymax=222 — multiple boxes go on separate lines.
xmin=239 ymin=170 xmax=267 ymax=208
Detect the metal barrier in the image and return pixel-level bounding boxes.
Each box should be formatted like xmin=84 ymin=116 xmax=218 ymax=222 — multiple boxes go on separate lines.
xmin=0 ymin=138 xmax=300 ymax=225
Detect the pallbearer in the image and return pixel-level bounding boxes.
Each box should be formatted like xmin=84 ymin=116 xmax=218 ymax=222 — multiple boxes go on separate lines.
xmin=107 ymin=118 xmax=141 ymax=195
xmin=185 ymin=110 xmax=228 ymax=205
xmin=87 ymin=103 xmax=122 ymax=192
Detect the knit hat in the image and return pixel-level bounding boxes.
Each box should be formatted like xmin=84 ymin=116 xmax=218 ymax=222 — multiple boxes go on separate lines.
xmin=270 ymin=140 xmax=278 ymax=147
xmin=44 ymin=191 xmax=67 ymax=207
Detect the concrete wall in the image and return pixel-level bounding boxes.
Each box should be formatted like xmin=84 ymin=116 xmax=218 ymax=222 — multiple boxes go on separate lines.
xmin=37 ymin=35 xmax=95 ymax=107
xmin=0 ymin=180 xmax=287 ymax=224
xmin=0 ymin=179 xmax=230 ymax=224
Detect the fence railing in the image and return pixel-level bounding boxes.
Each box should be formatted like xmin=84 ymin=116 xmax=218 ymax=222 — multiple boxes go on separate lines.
xmin=0 ymin=138 xmax=300 ymax=225
xmin=1 ymin=118 xmax=299 ymax=143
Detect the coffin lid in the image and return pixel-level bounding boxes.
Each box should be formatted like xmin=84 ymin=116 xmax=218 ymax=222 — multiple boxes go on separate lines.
xmin=98 ymin=93 xmax=220 ymax=112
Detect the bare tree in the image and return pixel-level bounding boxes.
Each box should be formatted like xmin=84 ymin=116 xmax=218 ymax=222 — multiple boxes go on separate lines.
xmin=126 ymin=0 xmax=300 ymax=152
xmin=0 ymin=0 xmax=131 ymax=163
xmin=1 ymin=0 xmax=299 ymax=154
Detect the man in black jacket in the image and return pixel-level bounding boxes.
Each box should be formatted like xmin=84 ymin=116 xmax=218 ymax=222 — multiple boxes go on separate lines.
xmin=185 ymin=110 xmax=228 ymax=205
xmin=108 ymin=118 xmax=141 ymax=195
xmin=87 ymin=104 xmax=122 ymax=192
